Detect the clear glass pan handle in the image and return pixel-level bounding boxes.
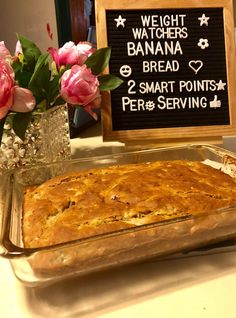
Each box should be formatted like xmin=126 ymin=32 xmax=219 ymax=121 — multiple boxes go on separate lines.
xmin=0 ymin=170 xmax=13 ymax=257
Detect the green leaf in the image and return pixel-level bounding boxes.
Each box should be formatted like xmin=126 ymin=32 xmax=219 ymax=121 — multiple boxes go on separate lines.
xmin=47 ymin=75 xmax=60 ymax=105
xmin=17 ymin=33 xmax=41 ymax=65
xmin=0 ymin=117 xmax=6 ymax=145
xmin=29 ymin=53 xmax=50 ymax=102
xmin=11 ymin=60 xmax=22 ymax=73
xmin=98 ymin=74 xmax=123 ymax=91
xmin=12 ymin=112 xmax=32 ymax=140
xmin=29 ymin=53 xmax=50 ymax=83
xmin=12 ymin=56 xmax=33 ymax=88
xmin=15 ymin=69 xmax=32 ymax=88
xmin=85 ymin=47 xmax=111 ymax=75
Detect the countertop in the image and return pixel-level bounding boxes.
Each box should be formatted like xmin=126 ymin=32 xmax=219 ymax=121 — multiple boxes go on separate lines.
xmin=1 ymin=123 xmax=236 ymax=318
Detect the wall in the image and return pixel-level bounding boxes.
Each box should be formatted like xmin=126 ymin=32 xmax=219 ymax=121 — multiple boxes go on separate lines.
xmin=0 ymin=0 xmax=235 ymax=54
xmin=0 ymin=0 xmax=58 ymax=53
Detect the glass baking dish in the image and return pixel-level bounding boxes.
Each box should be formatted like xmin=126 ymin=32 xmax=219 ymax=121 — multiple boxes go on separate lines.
xmin=1 ymin=144 xmax=236 ymax=286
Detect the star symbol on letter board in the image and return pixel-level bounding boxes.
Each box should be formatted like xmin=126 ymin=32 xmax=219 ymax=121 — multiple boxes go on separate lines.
xmin=198 ymin=13 xmax=210 ymax=26
xmin=216 ymin=80 xmax=226 ymax=90
xmin=114 ymin=15 xmax=126 ymax=28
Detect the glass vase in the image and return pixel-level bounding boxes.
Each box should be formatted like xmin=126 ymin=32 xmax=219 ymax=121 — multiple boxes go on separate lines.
xmin=0 ymin=104 xmax=71 ymax=170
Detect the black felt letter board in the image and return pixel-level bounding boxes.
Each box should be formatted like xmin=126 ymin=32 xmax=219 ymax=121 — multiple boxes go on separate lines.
xmin=106 ymin=8 xmax=229 ymax=131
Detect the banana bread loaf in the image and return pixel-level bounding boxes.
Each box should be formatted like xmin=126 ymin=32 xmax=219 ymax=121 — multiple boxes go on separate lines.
xmin=22 ymin=160 xmax=236 ymax=248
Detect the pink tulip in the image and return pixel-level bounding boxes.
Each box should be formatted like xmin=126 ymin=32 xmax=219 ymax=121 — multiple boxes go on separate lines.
xmin=76 ymin=41 xmax=95 ymax=62
xmin=11 ymin=87 xmax=36 ymax=113
xmin=48 ymin=41 xmax=94 ymax=69
xmin=0 ymin=58 xmax=15 ymax=119
xmin=0 ymin=58 xmax=35 ymax=119
xmin=83 ymin=89 xmax=101 ymax=120
xmin=15 ymin=40 xmax=23 ymax=56
xmin=60 ymin=64 xmax=100 ymax=108
xmin=0 ymin=41 xmax=11 ymax=60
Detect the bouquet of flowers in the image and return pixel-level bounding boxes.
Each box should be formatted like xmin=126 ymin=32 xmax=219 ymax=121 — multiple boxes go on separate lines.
xmin=0 ymin=34 xmax=122 ymax=144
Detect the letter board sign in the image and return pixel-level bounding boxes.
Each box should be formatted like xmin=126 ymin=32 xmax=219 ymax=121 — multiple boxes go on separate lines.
xmin=95 ymin=0 xmax=236 ymax=142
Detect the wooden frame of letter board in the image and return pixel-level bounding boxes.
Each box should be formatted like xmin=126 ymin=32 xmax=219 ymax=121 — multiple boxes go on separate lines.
xmin=95 ymin=0 xmax=236 ymax=146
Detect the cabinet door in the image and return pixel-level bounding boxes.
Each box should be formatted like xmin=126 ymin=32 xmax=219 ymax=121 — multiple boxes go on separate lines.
xmin=69 ymin=0 xmax=87 ymax=42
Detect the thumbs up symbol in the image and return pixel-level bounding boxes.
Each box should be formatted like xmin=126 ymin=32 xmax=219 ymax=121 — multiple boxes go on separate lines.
xmin=210 ymin=95 xmax=221 ymax=108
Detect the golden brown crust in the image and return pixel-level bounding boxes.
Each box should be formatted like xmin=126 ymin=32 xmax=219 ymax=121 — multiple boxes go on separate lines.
xmin=22 ymin=160 xmax=236 ymax=248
